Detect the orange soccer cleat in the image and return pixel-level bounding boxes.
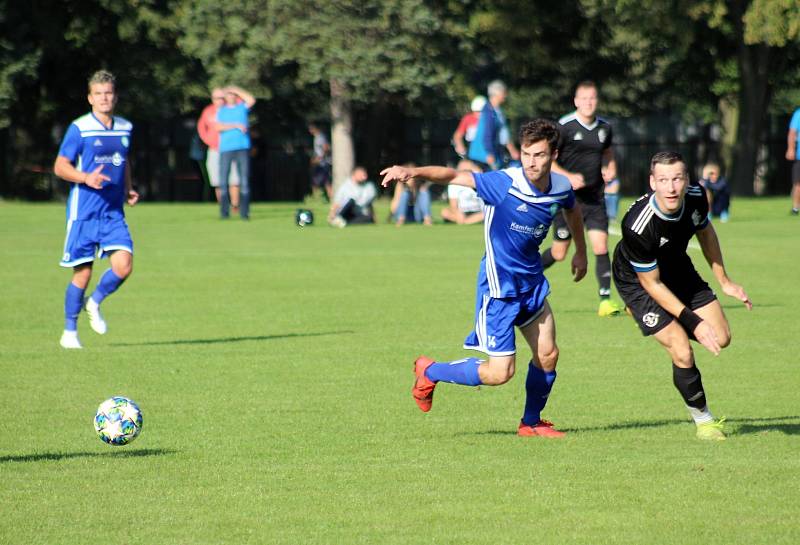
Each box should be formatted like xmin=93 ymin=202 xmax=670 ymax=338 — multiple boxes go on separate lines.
xmin=517 ymin=419 xmax=566 ymax=438
xmin=412 ymin=356 xmax=437 ymax=412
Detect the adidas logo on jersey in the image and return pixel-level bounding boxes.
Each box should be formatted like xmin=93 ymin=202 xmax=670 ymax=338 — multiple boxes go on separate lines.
xmin=94 ymin=139 xmax=103 ymax=147
xmin=516 ymin=203 xmax=529 ymax=212
xmin=573 ymin=132 xmax=583 ymax=141
xmin=659 ymin=237 xmax=669 ymax=247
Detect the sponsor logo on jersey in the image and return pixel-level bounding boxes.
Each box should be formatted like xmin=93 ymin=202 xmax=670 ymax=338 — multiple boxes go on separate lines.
xmin=642 ymin=312 xmax=660 ymax=328
xmin=573 ymin=132 xmax=583 ymax=141
xmin=598 ymin=128 xmax=607 ymax=143
xmin=93 ymin=139 xmax=103 ymax=147
xmin=95 ymin=153 xmax=125 ymax=167
xmin=510 ymin=221 xmax=545 ymax=238
xmin=121 ymin=136 xmax=129 ymax=148
xmin=659 ymin=237 xmax=669 ymax=247
xmin=516 ymin=203 xmax=528 ymax=212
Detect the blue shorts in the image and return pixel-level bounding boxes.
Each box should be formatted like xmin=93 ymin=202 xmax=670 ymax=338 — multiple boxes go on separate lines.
xmin=463 ymin=278 xmax=551 ymax=356
xmin=60 ymin=217 xmax=133 ymax=268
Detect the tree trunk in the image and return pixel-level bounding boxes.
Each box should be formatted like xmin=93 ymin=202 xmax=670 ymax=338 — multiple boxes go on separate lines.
xmin=329 ymin=78 xmax=355 ymax=196
xmin=730 ymin=1 xmax=772 ymax=196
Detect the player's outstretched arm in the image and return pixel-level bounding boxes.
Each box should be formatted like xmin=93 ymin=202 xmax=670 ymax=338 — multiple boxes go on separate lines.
xmin=562 ymin=204 xmax=587 ymax=281
xmin=380 ymin=165 xmax=475 ymax=189
xmin=637 ymin=267 xmax=722 ymax=355
xmin=695 ymin=224 xmax=752 ymax=310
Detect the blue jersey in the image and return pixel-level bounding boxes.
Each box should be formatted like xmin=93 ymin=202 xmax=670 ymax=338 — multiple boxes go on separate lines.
xmin=218 ymin=103 xmax=251 ymax=152
xmin=790 ymin=108 xmax=800 ymax=157
xmin=468 ymin=104 xmax=506 ymax=165
xmin=58 ymin=113 xmax=132 ymax=221
xmin=473 ymin=167 xmax=576 ymax=297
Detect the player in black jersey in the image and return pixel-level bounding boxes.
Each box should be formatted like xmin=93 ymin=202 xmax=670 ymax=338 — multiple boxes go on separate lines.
xmin=542 ymin=81 xmax=623 ymax=317
xmin=612 ymin=151 xmax=752 ymax=441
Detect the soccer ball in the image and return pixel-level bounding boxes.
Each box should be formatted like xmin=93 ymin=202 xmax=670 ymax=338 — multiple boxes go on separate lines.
xmin=295 ymin=208 xmax=314 ymax=226
xmin=94 ymin=396 xmax=143 ymax=446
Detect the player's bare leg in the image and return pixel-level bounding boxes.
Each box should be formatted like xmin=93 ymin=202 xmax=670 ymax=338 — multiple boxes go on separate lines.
xmin=694 ymin=300 xmax=731 ymax=349
xmin=517 ymin=302 xmax=565 ymax=437
xmin=653 ymin=321 xmax=725 ymax=440
xmin=85 ymin=250 xmax=133 ymax=335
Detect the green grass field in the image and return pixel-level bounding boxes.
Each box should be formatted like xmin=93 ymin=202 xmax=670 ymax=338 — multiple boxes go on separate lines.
xmin=1 ymin=197 xmax=798 ymax=544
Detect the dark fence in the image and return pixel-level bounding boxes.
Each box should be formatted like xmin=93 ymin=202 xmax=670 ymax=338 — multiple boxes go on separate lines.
xmin=1 ymin=113 xmax=793 ymax=202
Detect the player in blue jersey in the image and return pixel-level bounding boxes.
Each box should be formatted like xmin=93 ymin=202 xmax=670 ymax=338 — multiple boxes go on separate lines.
xmin=785 ymin=107 xmax=800 ymax=215
xmin=381 ymin=119 xmax=587 ymax=437
xmin=53 ymin=70 xmax=139 ymax=349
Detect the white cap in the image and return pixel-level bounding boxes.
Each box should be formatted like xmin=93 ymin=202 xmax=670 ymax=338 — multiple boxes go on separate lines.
xmin=470 ymin=95 xmax=487 ymax=112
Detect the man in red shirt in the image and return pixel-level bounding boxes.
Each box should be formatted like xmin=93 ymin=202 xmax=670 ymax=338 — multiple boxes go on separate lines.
xmin=197 ymin=88 xmax=240 ymax=205
xmin=452 ymin=96 xmax=486 ymax=159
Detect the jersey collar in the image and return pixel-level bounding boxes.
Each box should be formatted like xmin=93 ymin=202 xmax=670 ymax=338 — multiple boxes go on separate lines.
xmin=509 ymin=167 xmax=552 ymax=196
xmin=648 ymin=193 xmax=685 ymax=221
xmin=571 ymin=111 xmax=598 ymax=131
xmin=90 ymin=112 xmax=114 ymax=130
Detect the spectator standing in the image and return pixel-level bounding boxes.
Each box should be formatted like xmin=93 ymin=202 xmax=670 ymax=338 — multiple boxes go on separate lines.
xmin=216 ymin=85 xmax=255 ymax=219
xmin=197 ymin=88 xmax=240 ymax=204
xmin=308 ymin=123 xmax=332 ymax=200
xmin=699 ymin=162 xmax=730 ymax=222
xmin=452 ymin=96 xmax=486 ymax=158
xmin=785 ymin=107 xmax=800 ymax=215
xmin=468 ymin=80 xmax=519 ymax=171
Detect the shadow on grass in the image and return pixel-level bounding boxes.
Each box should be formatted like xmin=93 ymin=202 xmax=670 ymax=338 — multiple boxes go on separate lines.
xmin=460 ymin=416 xmax=800 ymax=437
xmin=110 ymin=330 xmax=354 ymax=347
xmin=0 ymin=448 xmax=175 ymax=464
xmin=728 ymin=415 xmax=800 ymax=436
xmin=462 ymin=418 xmax=685 ymax=436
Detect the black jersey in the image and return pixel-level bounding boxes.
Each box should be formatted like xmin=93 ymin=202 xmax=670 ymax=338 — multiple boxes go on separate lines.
xmin=557 ymin=112 xmax=613 ymax=204
xmin=612 ymin=183 xmax=710 ymax=288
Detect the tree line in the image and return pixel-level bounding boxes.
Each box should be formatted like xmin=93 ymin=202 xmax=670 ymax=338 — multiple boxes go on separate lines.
xmin=2 ymin=0 xmax=800 ymax=196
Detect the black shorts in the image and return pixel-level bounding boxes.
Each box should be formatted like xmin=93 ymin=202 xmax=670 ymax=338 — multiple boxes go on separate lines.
xmin=792 ymin=161 xmax=800 ymax=184
xmin=613 ymin=268 xmax=717 ymax=337
xmin=551 ymin=200 xmax=608 ymax=241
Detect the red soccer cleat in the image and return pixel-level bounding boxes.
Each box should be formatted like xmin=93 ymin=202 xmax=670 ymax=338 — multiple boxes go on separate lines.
xmin=517 ymin=419 xmax=566 ymax=438
xmin=412 ymin=356 xmax=437 ymax=412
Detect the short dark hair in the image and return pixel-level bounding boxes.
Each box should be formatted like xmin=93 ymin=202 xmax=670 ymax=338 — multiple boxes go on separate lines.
xmin=88 ymin=70 xmax=115 ymax=92
xmin=650 ymin=151 xmax=686 ymax=174
xmin=575 ymin=80 xmax=597 ymax=95
xmin=519 ymin=119 xmax=560 ymax=152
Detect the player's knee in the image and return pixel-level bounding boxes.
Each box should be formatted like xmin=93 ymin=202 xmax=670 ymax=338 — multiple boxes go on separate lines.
xmin=672 ymin=345 xmax=694 ymax=367
xmin=113 ymin=261 xmax=133 ymax=279
xmin=551 ymin=247 xmax=568 ymax=261
xmin=537 ymin=346 xmax=559 ymax=372
xmin=718 ymin=326 xmax=731 ymax=348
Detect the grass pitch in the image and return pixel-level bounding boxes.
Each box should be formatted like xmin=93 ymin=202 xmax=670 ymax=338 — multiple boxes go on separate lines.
xmin=1 ymin=197 xmax=798 ymax=544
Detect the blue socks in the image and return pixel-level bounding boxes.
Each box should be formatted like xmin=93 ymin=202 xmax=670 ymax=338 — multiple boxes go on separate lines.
xmin=424 ymin=358 xmax=483 ymax=386
xmin=90 ymin=269 xmax=125 ymax=305
xmin=64 ymin=282 xmax=85 ymax=331
xmin=522 ymin=362 xmax=557 ymax=425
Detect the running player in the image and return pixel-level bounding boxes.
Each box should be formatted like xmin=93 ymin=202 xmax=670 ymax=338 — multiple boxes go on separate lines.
xmin=612 ymin=151 xmax=752 ymax=440
xmin=54 ymin=70 xmax=139 ymax=349
xmin=380 ymin=119 xmax=587 ymax=437
xmin=542 ymin=80 xmax=624 ymax=316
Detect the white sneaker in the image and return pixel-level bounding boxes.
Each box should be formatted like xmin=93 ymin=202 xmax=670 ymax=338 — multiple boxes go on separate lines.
xmin=59 ymin=330 xmax=82 ymax=349
xmin=84 ymin=297 xmax=107 ymax=335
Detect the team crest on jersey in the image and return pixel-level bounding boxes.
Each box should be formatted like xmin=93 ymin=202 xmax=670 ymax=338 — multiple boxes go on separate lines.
xmin=573 ymin=132 xmax=583 ymax=141
xmin=111 ymin=152 xmax=123 ymax=167
xmin=549 ymin=203 xmax=560 ymax=217
xmin=121 ymin=136 xmax=129 ymax=148
xmin=557 ymin=227 xmax=570 ymax=239
xmin=691 ymin=210 xmax=703 ymax=226
xmin=598 ymin=128 xmax=607 ymax=143
xmin=642 ymin=312 xmax=660 ymax=328
xmin=534 ymin=224 xmax=547 ymax=238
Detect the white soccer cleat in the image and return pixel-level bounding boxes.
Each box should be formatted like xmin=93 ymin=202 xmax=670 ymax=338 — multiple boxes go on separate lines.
xmin=84 ymin=297 xmax=107 ymax=335
xmin=59 ymin=330 xmax=83 ymax=349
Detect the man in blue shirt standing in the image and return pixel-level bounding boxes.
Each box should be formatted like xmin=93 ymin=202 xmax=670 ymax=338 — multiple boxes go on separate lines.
xmin=785 ymin=107 xmax=800 ymax=215
xmin=381 ymin=119 xmax=587 ymax=437
xmin=216 ymin=85 xmax=256 ymax=219
xmin=54 ymin=70 xmax=139 ymax=349
xmin=468 ymin=80 xmax=519 ymax=171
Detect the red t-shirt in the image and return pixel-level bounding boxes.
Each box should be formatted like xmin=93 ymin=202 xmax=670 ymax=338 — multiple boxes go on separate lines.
xmin=455 ymin=112 xmax=480 ymax=142
xmin=197 ymin=104 xmax=219 ymax=150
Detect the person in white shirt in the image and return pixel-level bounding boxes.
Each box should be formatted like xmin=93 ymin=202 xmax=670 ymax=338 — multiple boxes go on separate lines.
xmin=328 ymin=166 xmax=377 ymax=227
xmin=441 ymin=160 xmax=485 ymax=224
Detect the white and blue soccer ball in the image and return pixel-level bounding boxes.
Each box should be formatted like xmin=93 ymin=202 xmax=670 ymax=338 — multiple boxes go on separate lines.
xmin=94 ymin=396 xmax=143 ymax=446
